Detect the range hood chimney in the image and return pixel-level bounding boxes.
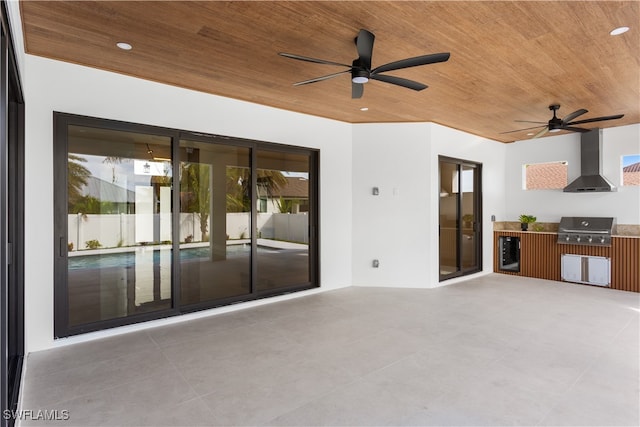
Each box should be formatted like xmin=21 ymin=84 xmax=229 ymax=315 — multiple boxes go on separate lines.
xmin=563 ymin=128 xmax=616 ymax=192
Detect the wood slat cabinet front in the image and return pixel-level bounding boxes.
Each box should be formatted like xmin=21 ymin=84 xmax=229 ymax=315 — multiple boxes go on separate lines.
xmin=493 ymin=231 xmax=639 ymax=293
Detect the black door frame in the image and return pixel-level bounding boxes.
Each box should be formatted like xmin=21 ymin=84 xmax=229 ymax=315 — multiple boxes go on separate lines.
xmin=1 ymin=1 xmax=25 ymax=425
xmin=439 ymin=156 xmax=482 ymax=281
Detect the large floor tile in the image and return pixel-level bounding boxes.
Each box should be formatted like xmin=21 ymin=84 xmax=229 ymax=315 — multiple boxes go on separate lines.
xmin=147 ymin=310 xmax=257 ymax=348
xmin=25 ymin=330 xmax=157 ymax=378
xmin=539 ymin=362 xmax=640 ymax=426
xmin=21 ymin=347 xmax=174 ymax=408
xmin=269 ymin=357 xmax=450 ymax=426
xmin=400 ymin=376 xmax=561 ymax=426
xmin=198 ymin=355 xmax=356 ymax=426
xmin=20 ymin=370 xmax=197 ymax=426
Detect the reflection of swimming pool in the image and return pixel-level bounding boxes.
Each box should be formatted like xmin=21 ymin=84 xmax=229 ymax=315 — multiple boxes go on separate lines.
xmin=68 ymin=245 xmax=275 ymax=270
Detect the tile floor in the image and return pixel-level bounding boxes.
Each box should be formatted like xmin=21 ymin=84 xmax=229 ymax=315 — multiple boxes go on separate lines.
xmin=19 ymin=274 xmax=640 ymax=426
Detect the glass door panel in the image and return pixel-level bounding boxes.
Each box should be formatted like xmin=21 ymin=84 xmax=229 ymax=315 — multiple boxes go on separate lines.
xmin=256 ymin=150 xmax=310 ymax=291
xmin=439 ymin=161 xmax=459 ymax=276
xmin=179 ymin=140 xmax=251 ymax=304
xmin=67 ymin=126 xmax=173 ymax=326
xmin=461 ymin=164 xmax=477 ymax=270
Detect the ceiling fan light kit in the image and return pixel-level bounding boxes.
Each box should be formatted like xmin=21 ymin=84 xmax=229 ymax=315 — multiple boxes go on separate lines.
xmin=279 ymin=29 xmax=450 ymax=99
xmin=351 ymin=66 xmax=369 ymax=84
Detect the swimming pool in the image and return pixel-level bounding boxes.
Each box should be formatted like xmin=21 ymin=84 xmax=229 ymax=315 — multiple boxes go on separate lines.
xmin=68 ymin=245 xmax=271 ymax=270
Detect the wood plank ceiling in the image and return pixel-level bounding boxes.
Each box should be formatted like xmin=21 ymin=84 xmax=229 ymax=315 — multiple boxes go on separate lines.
xmin=20 ymin=1 xmax=640 ymax=143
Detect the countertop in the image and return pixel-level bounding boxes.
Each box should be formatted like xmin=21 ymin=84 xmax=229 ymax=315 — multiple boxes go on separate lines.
xmin=493 ymin=221 xmax=640 ymax=238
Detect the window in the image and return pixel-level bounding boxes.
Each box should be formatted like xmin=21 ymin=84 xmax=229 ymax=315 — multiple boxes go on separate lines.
xmin=622 ymin=155 xmax=640 ymax=186
xmin=523 ymin=161 xmax=568 ymax=190
xmin=54 ymin=113 xmax=319 ymax=337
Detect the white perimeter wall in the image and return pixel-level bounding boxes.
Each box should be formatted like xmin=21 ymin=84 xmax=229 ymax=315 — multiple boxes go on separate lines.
xmin=351 ymin=122 xmax=506 ymax=287
xmin=22 ymin=55 xmax=353 ymax=352
xmin=505 ymin=124 xmax=640 ymax=224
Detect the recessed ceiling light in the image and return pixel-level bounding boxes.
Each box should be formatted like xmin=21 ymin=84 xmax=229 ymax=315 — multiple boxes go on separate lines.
xmin=610 ymin=26 xmax=629 ymax=36
xmin=116 ymin=42 xmax=133 ymax=50
xmin=526 ymin=133 xmax=534 ymax=136
xmin=360 ymin=107 xmax=369 ymax=111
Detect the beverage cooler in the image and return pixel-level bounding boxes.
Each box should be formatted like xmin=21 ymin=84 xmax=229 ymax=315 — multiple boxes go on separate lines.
xmin=499 ymin=236 xmax=520 ymax=272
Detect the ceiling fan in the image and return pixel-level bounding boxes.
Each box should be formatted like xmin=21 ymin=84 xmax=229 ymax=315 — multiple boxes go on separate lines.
xmin=278 ymin=29 xmax=450 ymax=99
xmin=502 ymin=104 xmax=624 ymax=138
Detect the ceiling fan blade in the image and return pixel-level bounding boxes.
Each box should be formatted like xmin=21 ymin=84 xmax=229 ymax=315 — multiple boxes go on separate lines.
xmin=499 ymin=125 xmax=546 ymax=134
xmin=279 ymin=52 xmax=352 ymax=68
xmin=561 ymin=126 xmax=590 ymax=133
xmin=356 ymin=29 xmax=375 ymax=69
xmin=292 ymin=70 xmax=350 ymax=86
xmin=372 ymin=52 xmax=450 ymax=74
xmin=533 ymin=127 xmax=549 ymax=139
xmin=352 ymin=82 xmax=364 ymax=99
xmin=370 ymin=74 xmax=427 ymax=91
xmin=561 ymin=108 xmax=588 ymax=124
xmin=514 ymin=120 xmax=547 ymax=124
xmin=566 ymin=114 xmax=624 ymax=126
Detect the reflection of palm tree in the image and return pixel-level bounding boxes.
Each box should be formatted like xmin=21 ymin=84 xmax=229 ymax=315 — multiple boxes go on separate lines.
xmin=103 ymin=156 xmax=131 ymax=184
xmin=180 ymin=163 xmax=211 ymax=240
xmin=226 ymin=168 xmax=287 ymax=213
xmin=68 ymin=154 xmax=91 ymax=210
xmin=258 ymin=169 xmax=288 ymax=196
xmin=181 ymin=164 xmax=287 ymax=239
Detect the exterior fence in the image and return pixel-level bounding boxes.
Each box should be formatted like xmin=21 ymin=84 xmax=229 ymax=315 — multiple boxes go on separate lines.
xmin=67 ymin=212 xmax=308 ymax=251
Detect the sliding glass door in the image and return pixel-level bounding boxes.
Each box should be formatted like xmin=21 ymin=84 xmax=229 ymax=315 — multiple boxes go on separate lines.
xmin=2 ymin=3 xmax=25 ymax=423
xmin=54 ymin=114 xmax=319 ymax=337
xmin=439 ymin=156 xmax=482 ymax=280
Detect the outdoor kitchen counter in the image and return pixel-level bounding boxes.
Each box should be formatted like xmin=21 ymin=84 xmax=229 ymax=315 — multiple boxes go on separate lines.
xmin=493 ymin=221 xmax=640 ymax=236
xmin=494 ymin=230 xmax=639 ymax=293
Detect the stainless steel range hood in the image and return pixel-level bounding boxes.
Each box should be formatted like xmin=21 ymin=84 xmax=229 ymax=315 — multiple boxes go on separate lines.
xmin=563 ymin=128 xmax=616 ymax=192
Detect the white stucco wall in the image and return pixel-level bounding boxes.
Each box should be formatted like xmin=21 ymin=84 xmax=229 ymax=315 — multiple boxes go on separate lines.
xmin=505 ymin=124 xmax=640 ymax=224
xmin=351 ymin=123 xmax=507 ymax=288
xmin=22 ymin=55 xmax=353 ymax=352
xmin=351 ymin=123 xmax=432 ymax=287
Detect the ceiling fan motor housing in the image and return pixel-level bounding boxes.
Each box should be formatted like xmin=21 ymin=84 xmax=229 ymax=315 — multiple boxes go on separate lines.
xmin=548 ymin=104 xmax=562 ymax=130
xmin=549 ymin=117 xmax=563 ymax=130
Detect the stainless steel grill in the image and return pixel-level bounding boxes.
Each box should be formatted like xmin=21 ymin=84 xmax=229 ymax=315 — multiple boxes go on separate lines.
xmin=557 ymin=217 xmax=616 ymax=246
